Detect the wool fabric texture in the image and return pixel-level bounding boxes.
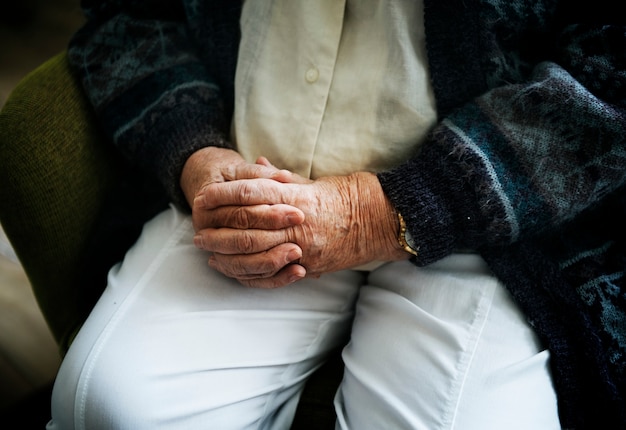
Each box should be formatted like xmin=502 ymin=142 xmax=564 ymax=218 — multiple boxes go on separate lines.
xmin=67 ymin=0 xmax=626 ymax=427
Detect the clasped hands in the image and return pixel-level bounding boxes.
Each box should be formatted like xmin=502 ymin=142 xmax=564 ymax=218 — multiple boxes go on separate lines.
xmin=181 ymin=147 xmax=408 ymax=288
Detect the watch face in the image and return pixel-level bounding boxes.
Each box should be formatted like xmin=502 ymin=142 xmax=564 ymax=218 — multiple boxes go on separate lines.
xmin=405 ymin=230 xmax=417 ymax=251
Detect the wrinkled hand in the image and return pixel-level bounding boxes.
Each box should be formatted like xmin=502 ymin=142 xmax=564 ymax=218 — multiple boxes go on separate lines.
xmin=193 ymin=169 xmax=408 ymax=288
xmin=182 ymin=148 xmax=309 ymax=285
xmin=181 ymin=147 xmax=305 ymax=232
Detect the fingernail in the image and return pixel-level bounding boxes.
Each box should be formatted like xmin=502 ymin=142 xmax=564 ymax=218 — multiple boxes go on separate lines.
xmin=208 ymin=255 xmax=217 ymax=268
xmin=271 ymin=169 xmax=292 ymax=183
xmin=193 ymin=195 xmax=206 ymax=209
xmin=286 ymin=212 xmax=303 ymax=225
xmin=193 ymin=234 xmax=204 ymax=249
xmin=288 ymin=273 xmax=303 ymax=284
xmin=287 ymin=248 xmax=302 ymax=263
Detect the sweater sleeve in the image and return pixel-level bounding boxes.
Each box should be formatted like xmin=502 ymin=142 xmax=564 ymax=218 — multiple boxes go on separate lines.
xmin=67 ymin=0 xmax=238 ymax=209
xmin=378 ymin=6 xmax=626 ymax=266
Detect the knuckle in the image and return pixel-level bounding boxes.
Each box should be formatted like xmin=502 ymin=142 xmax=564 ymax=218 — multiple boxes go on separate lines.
xmin=255 ymin=251 xmax=285 ymax=276
xmin=215 ymin=257 xmax=245 ymax=278
xmin=231 ymin=259 xmax=250 ymax=276
xmin=231 ymin=206 xmax=251 ymax=228
xmin=233 ymin=230 xmax=256 ymax=254
xmin=238 ymin=181 xmax=256 ymax=204
xmin=224 ymin=164 xmax=237 ymax=180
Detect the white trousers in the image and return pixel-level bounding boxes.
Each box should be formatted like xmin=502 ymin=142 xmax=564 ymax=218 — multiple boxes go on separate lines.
xmin=47 ymin=206 xmax=560 ymax=429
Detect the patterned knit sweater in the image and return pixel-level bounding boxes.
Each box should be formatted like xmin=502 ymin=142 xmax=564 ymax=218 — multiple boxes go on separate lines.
xmin=68 ymin=0 xmax=626 ymax=427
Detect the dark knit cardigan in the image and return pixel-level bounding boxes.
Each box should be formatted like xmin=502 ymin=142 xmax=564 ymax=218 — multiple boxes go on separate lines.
xmin=68 ymin=0 xmax=626 ymax=427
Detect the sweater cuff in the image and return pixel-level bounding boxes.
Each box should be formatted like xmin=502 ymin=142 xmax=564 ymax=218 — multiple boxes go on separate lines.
xmin=377 ymin=162 xmax=456 ymax=266
xmin=377 ymin=135 xmax=491 ymax=265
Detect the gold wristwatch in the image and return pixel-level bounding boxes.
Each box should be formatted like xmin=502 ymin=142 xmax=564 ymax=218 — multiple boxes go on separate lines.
xmin=397 ymin=212 xmax=419 ymax=257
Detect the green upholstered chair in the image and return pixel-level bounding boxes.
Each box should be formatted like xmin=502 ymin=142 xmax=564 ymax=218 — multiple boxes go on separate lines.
xmin=0 ymin=52 xmax=341 ymax=429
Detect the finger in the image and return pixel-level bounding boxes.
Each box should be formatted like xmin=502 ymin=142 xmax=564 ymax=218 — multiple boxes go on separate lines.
xmin=237 ymin=264 xmax=307 ymax=289
xmin=255 ymin=156 xmax=275 ymax=168
xmin=271 ymin=169 xmax=312 ymax=184
xmin=193 ymin=203 xmax=304 ymax=230
xmin=229 ymin=161 xmax=282 ymax=181
xmin=208 ymin=243 xmax=302 ymax=279
xmin=195 ymin=227 xmax=293 ymax=255
xmin=256 ymin=156 xmax=313 ymax=185
xmin=196 ymin=179 xmax=290 ymax=209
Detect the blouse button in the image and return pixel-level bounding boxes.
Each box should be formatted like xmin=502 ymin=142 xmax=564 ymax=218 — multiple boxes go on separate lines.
xmin=305 ymin=67 xmax=319 ymax=83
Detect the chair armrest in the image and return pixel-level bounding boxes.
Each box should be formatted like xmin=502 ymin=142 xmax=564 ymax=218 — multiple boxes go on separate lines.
xmin=0 ymin=52 xmax=119 ymax=352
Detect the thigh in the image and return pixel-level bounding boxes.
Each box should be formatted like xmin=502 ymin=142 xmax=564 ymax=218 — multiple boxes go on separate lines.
xmin=48 ymin=206 xmax=364 ymax=430
xmin=335 ymin=255 xmax=560 ymax=430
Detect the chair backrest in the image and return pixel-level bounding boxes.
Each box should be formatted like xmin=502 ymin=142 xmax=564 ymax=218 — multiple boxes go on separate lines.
xmin=0 ymin=52 xmax=118 ymax=353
